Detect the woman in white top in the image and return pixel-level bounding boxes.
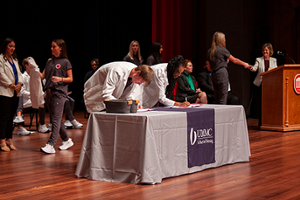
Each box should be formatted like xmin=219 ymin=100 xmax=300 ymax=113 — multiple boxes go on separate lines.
xmin=250 ymin=43 xmax=278 ymax=125
xmin=0 ymin=38 xmax=23 ymax=151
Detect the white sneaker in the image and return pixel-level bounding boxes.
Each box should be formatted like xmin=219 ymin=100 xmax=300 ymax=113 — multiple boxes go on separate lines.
xmin=16 ymin=126 xmax=31 ymax=136
xmin=64 ymin=120 xmax=73 ymax=129
xmin=38 ymin=124 xmax=49 ymax=133
xmin=71 ymin=119 xmax=83 ymax=129
xmin=48 ymin=124 xmax=52 ymax=132
xmin=41 ymin=144 xmax=56 ymax=154
xmin=13 ymin=116 xmax=25 ymax=124
xmin=59 ymin=138 xmax=74 ymax=150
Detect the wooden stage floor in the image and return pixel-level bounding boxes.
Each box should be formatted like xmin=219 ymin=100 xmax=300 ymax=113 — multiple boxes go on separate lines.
xmin=1 ymin=111 xmax=300 ymax=199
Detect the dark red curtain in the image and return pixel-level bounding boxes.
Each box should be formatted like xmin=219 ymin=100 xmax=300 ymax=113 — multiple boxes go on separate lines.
xmin=152 ymin=0 xmax=206 ymax=76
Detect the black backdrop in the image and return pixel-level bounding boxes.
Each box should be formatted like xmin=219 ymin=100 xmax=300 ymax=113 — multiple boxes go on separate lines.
xmin=1 ymin=0 xmax=299 ymax=114
xmin=0 ymin=0 xmax=152 ymax=110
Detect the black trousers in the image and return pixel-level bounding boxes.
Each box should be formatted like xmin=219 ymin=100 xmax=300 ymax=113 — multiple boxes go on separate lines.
xmin=0 ymin=94 xmax=19 ymax=139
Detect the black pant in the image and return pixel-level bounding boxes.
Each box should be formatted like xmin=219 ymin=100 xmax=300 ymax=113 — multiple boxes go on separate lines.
xmin=0 ymin=94 xmax=19 ymax=139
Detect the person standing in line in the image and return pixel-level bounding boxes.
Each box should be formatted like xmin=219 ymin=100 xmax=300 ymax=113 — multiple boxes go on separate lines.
xmin=206 ymin=31 xmax=252 ymax=104
xmin=84 ymin=58 xmax=100 ymax=83
xmin=0 ymin=38 xmax=23 ymax=151
xmin=123 ymin=40 xmax=144 ymax=66
xmin=13 ymin=58 xmax=49 ymax=135
xmin=250 ymin=43 xmax=277 ymax=126
xmin=63 ymin=94 xmax=83 ymax=129
xmin=39 ymin=39 xmax=74 ymax=154
xmin=146 ymin=41 xmax=163 ymax=66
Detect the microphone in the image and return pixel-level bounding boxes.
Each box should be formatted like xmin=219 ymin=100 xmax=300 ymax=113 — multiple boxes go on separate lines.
xmin=276 ymin=50 xmax=296 ymax=64
xmin=277 ymin=51 xmax=286 ymax=56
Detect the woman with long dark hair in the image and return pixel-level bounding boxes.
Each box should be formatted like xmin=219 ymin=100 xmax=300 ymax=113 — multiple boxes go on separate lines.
xmin=40 ymin=39 xmax=74 ymax=154
xmin=146 ymin=41 xmax=163 ymax=66
xmin=0 ymin=38 xmax=23 ymax=151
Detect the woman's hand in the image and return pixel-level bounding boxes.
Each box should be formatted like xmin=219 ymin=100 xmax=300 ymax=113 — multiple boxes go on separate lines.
xmin=14 ymin=84 xmax=22 ymax=93
xmin=196 ymin=88 xmax=202 ymax=93
xmin=9 ymin=84 xmax=16 ymax=90
xmin=51 ymin=76 xmax=63 ymax=83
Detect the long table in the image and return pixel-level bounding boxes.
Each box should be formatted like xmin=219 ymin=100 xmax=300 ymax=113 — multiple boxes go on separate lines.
xmin=75 ymin=104 xmax=251 ymax=184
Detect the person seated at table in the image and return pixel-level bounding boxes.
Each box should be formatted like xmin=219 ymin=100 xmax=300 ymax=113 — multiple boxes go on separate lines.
xmin=142 ymin=55 xmax=190 ymax=108
xmin=84 ymin=62 xmax=154 ymax=113
xmin=175 ymin=59 xmax=207 ymax=104
xmin=197 ymin=61 xmax=239 ymax=105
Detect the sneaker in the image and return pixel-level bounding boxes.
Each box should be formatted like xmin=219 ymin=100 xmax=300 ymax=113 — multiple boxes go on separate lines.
xmin=64 ymin=120 xmax=73 ymax=129
xmin=71 ymin=119 xmax=83 ymax=129
xmin=16 ymin=126 xmax=31 ymax=136
xmin=38 ymin=124 xmax=49 ymax=133
xmin=41 ymin=144 xmax=56 ymax=154
xmin=59 ymin=138 xmax=74 ymax=150
xmin=13 ymin=116 xmax=25 ymax=124
xmin=48 ymin=124 xmax=52 ymax=132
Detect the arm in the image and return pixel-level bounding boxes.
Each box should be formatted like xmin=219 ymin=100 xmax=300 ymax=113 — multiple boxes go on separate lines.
xmin=228 ymin=55 xmax=251 ymax=69
xmin=51 ymin=69 xmax=73 ymax=83
xmin=40 ymin=69 xmax=45 ymax=80
xmin=177 ymin=76 xmax=197 ymax=95
xmin=197 ymin=72 xmax=214 ymax=94
xmin=250 ymin=58 xmax=260 ymax=72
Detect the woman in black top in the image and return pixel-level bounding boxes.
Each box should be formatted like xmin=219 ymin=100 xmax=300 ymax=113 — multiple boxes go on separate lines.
xmin=123 ymin=40 xmax=143 ymax=66
xmin=146 ymin=41 xmax=163 ymax=66
xmin=176 ymin=59 xmax=207 ymax=104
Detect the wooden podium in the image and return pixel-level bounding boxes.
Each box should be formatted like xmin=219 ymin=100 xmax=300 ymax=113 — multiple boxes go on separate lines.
xmin=260 ymin=64 xmax=300 ymax=131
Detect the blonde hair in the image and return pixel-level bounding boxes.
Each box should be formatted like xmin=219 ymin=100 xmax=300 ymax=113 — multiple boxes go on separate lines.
xmin=210 ymin=32 xmax=226 ymax=61
xmin=134 ymin=64 xmax=153 ymax=87
xmin=127 ymin=40 xmax=142 ymax=62
xmin=262 ymin=43 xmax=274 ymax=56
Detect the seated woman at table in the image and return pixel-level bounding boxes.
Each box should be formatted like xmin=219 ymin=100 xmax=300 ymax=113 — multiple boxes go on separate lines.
xmin=175 ymin=59 xmax=207 ymax=104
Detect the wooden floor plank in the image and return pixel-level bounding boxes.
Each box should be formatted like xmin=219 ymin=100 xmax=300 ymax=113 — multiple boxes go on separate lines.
xmin=1 ymin=112 xmax=300 ymax=199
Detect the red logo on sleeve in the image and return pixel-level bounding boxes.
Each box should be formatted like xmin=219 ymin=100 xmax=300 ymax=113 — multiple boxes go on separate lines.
xmin=55 ymin=64 xmax=61 ymax=69
xmin=294 ymin=74 xmax=300 ymax=94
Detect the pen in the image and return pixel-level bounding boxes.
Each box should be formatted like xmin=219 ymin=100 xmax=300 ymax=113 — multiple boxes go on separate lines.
xmin=185 ymin=97 xmax=187 ymax=102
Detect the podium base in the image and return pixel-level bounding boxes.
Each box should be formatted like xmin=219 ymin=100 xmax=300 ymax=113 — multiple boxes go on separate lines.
xmin=260 ymin=124 xmax=300 ymax=132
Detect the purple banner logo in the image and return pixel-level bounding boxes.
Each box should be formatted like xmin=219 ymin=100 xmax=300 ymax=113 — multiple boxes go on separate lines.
xmin=190 ymin=128 xmax=214 ymax=145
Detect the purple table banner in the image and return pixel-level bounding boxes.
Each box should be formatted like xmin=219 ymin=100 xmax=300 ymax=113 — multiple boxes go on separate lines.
xmin=155 ymin=107 xmax=215 ymax=168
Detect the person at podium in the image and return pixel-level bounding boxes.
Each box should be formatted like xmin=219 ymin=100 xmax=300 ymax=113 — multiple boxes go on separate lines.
xmin=250 ymin=43 xmax=278 ymax=126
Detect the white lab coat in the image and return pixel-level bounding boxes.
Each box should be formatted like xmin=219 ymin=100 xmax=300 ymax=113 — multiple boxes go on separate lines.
xmin=26 ymin=57 xmax=44 ymax=108
xmin=21 ymin=71 xmax=31 ymax=108
xmin=142 ymin=63 xmax=175 ymax=108
xmin=84 ymin=61 xmax=137 ymax=113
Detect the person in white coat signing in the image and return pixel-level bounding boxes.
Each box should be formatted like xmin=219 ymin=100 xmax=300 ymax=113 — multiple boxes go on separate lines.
xmin=250 ymin=43 xmax=277 ymax=126
xmin=142 ymin=55 xmax=190 ymax=108
xmin=84 ymin=62 xmax=154 ymax=113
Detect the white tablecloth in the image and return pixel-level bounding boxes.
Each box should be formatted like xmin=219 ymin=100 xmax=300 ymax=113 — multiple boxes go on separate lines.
xmin=75 ymin=104 xmax=251 ymax=184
